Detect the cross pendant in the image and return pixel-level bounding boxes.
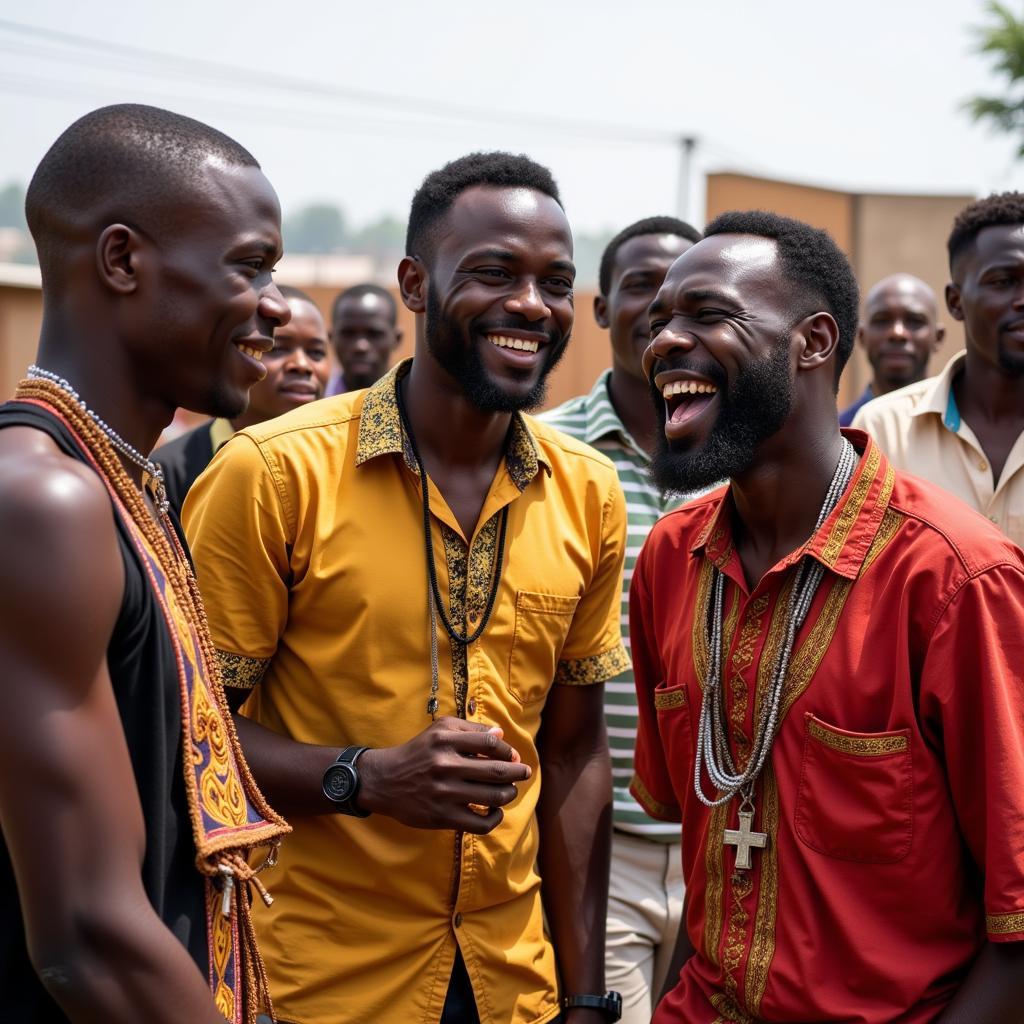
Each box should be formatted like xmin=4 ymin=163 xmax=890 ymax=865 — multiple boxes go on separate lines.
xmin=723 ymin=808 xmax=768 ymax=871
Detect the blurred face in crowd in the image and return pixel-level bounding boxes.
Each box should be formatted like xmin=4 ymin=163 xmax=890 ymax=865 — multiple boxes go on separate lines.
xmin=858 ymin=274 xmax=943 ymax=393
xmin=235 ymin=295 xmax=330 ymax=426
xmin=596 ymin=232 xmax=696 ymax=385
xmin=331 ymin=292 xmax=402 ymax=390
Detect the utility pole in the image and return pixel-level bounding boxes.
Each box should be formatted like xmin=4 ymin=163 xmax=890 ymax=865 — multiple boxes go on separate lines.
xmin=676 ymin=135 xmax=697 ymax=222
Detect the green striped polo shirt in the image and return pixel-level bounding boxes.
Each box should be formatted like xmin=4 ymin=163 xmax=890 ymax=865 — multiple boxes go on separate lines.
xmin=540 ymin=370 xmax=682 ymax=841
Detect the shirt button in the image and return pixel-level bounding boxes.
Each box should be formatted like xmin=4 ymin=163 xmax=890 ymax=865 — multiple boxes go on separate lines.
xmin=454 ymin=912 xmax=463 ymax=928
xmin=979 ymin=459 xmax=988 ymax=472
xmin=467 ymin=698 xmax=477 ymax=715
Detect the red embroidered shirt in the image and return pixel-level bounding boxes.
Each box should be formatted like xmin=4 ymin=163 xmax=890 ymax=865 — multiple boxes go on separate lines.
xmin=631 ymin=431 xmax=1024 ymax=1023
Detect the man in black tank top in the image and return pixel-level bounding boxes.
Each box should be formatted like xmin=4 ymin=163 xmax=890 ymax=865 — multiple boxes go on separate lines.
xmin=0 ymin=105 xmax=289 ymax=1023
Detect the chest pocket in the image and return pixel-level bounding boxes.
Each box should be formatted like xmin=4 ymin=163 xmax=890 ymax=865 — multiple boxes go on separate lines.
xmin=508 ymin=591 xmax=580 ymax=705
xmin=794 ymin=713 xmax=913 ymax=864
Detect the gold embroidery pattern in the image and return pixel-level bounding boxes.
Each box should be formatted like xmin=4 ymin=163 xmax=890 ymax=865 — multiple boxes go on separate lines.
xmin=721 ymin=870 xmax=754 ymax=1012
xmin=752 ymin=578 xmax=795 ymax=725
xmin=193 ymin=682 xmax=247 ymax=827
xmin=354 ymin=363 xmax=408 ymax=467
xmin=860 ymin=507 xmax=904 ymax=577
xmin=556 ymin=644 xmax=631 ymax=685
xmin=987 ymin=911 xmax=1024 ymax=934
xmin=505 ymin=416 xmax=542 ymax=491
xmin=655 ymin=689 xmax=688 ymax=710
xmin=807 ymin=718 xmax=909 ymax=755
xmin=745 ymin=766 xmax=779 ymax=1015
xmin=728 ymin=595 xmax=770 ymax=769
xmin=821 ymin=444 xmax=881 ymax=567
xmin=703 ymin=800 xmax=729 ymax=967
xmin=216 ymin=650 xmax=271 ymax=690
xmin=691 ymin=557 xmax=714 ymax=688
xmin=629 ymin=773 xmax=678 ymax=820
xmin=440 ymin=522 xmax=471 ymax=718
xmin=709 ymin=993 xmax=755 ymax=1023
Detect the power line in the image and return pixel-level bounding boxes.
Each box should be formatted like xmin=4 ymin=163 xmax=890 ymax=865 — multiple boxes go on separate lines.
xmin=0 ymin=16 xmax=682 ymax=145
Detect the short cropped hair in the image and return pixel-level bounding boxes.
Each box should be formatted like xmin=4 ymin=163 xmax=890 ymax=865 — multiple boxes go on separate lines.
xmin=947 ymin=191 xmax=1024 ymax=271
xmin=331 ymin=283 xmax=398 ymax=325
xmin=703 ymin=210 xmax=859 ymax=387
xmin=598 ymin=215 xmax=702 ymax=295
xmin=26 ymin=103 xmax=258 ymax=278
xmin=405 ymin=151 xmax=562 ymax=263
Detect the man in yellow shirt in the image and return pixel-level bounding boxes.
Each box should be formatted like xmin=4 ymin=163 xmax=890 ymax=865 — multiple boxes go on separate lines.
xmin=185 ymin=152 xmax=629 ymax=1024
xmin=854 ymin=193 xmax=1024 ymax=547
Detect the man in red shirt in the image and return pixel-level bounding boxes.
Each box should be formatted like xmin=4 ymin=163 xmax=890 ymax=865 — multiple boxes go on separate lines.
xmin=631 ymin=210 xmax=1024 ymax=1023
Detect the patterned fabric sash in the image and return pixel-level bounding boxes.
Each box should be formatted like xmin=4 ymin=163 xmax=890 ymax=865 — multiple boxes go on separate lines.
xmin=19 ymin=397 xmax=289 ymax=1023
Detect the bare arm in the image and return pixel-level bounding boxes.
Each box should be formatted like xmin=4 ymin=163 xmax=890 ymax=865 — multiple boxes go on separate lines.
xmin=0 ymin=435 xmax=225 ymax=1024
xmin=536 ymin=682 xmax=612 ymax=1024
xmin=936 ymin=942 xmax=1024 ymax=1023
xmin=232 ymin=711 xmax=531 ymax=833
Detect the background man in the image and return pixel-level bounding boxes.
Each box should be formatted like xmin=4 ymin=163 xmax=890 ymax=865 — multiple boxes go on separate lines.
xmin=631 ymin=210 xmax=1024 ymax=1022
xmin=185 ymin=152 xmax=629 ymax=1024
xmin=154 ymin=284 xmax=330 ymax=515
xmin=855 ymin=193 xmax=1024 ymax=547
xmin=326 ymin=281 xmax=403 ymax=394
xmin=0 ymin=104 xmax=288 ymax=1023
xmin=541 ymin=214 xmax=700 ymax=1024
xmin=839 ymin=273 xmax=945 ymax=424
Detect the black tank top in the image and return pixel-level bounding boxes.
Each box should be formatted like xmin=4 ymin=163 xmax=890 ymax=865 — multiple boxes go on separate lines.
xmin=0 ymin=402 xmax=208 ymax=1021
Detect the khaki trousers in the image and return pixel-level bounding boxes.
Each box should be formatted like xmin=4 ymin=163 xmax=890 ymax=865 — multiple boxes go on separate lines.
xmin=606 ymin=830 xmax=684 ymax=1024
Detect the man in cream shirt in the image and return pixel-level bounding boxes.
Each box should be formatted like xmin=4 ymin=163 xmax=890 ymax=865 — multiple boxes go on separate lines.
xmin=855 ymin=192 xmax=1024 ymax=548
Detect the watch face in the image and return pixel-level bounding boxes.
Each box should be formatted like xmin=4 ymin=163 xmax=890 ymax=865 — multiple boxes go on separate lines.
xmin=323 ymin=763 xmax=356 ymax=803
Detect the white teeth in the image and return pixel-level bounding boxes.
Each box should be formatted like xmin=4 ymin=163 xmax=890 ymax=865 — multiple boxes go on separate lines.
xmin=488 ymin=334 xmax=539 ymax=353
xmin=661 ymin=379 xmax=718 ymax=399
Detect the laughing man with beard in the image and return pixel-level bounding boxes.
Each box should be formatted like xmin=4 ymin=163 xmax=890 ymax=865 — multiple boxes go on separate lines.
xmin=630 ymin=211 xmax=1024 ymax=1022
xmin=185 ymin=152 xmax=630 ymax=1024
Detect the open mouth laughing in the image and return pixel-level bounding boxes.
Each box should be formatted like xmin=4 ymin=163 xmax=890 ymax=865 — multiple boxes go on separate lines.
xmin=656 ymin=372 xmax=721 ymax=437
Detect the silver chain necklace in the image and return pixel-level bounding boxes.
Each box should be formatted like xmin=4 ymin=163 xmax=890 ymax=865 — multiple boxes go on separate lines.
xmin=693 ymin=438 xmax=858 ymax=869
xmin=27 ymin=364 xmax=170 ymax=516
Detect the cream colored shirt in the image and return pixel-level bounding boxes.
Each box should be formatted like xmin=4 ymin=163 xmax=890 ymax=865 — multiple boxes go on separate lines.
xmin=853 ymin=351 xmax=1024 ymax=548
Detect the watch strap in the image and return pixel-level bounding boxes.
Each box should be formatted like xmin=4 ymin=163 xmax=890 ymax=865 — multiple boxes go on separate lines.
xmin=561 ymin=991 xmax=622 ymax=1021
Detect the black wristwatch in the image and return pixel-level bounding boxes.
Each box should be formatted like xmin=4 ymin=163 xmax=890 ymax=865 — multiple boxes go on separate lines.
xmin=561 ymin=991 xmax=622 ymax=1021
xmin=321 ymin=745 xmax=370 ymax=817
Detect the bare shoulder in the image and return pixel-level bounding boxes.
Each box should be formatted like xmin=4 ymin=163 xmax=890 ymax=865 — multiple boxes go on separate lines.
xmin=0 ymin=426 xmax=122 ymax=621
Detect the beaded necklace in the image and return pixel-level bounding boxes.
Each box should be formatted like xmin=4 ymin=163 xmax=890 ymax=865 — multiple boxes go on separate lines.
xmin=13 ymin=374 xmax=290 ymax=1024
xmin=694 ymin=438 xmax=859 ymax=871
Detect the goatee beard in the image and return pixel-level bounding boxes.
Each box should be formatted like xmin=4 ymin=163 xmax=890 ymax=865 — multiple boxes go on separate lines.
xmin=424 ymin=287 xmax=568 ymax=414
xmin=650 ymin=341 xmax=793 ymax=494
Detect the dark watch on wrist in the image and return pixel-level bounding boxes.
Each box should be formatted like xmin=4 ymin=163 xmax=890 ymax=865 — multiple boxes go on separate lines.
xmin=321 ymin=745 xmax=370 ymax=817
xmin=561 ymin=991 xmax=622 ymax=1021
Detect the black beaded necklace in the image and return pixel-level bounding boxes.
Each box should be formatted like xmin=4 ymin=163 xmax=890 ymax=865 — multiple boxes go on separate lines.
xmin=395 ymin=375 xmax=510 ymax=653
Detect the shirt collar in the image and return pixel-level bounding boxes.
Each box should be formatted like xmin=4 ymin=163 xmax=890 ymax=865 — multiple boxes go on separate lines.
xmin=209 ymin=418 xmax=235 ymax=453
xmin=909 ymin=350 xmax=966 ymax=432
xmin=690 ymin=429 xmax=896 ymax=582
xmin=355 ymin=358 xmax=548 ymax=491
xmin=580 ymin=369 xmax=647 ymax=458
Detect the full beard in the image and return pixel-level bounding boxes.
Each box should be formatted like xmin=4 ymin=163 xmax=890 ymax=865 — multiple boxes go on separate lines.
xmin=425 ymin=287 xmax=568 ymax=413
xmin=651 ymin=340 xmax=793 ymax=495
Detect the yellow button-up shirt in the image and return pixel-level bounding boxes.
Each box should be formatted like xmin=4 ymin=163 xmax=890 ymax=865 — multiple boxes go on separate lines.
xmin=184 ymin=361 xmax=629 ymax=1024
xmin=853 ymin=351 xmax=1024 ymax=548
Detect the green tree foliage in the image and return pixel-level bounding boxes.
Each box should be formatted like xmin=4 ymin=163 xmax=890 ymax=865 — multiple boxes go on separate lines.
xmin=964 ymin=2 xmax=1024 ymax=157
xmin=283 ymin=202 xmax=347 ymax=253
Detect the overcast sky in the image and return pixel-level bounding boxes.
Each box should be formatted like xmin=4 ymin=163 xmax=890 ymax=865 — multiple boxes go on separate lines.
xmin=2 ymin=0 xmax=1022 ymax=236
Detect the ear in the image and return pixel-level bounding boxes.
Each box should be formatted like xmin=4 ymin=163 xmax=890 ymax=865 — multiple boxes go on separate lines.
xmin=593 ymin=293 xmax=609 ymax=329
xmin=945 ymin=282 xmax=964 ymax=322
xmin=855 ymin=322 xmax=866 ymax=350
xmin=398 ymin=257 xmax=426 ymax=313
xmin=795 ymin=311 xmax=840 ymax=373
xmin=96 ymin=224 xmax=142 ymax=295
xmin=934 ymin=323 xmax=946 ymax=349
xmin=392 ymin=328 xmax=404 ymax=349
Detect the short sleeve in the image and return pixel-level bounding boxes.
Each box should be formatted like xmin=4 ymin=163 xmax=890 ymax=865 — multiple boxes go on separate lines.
xmin=921 ymin=563 xmax=1024 ymax=942
xmin=553 ymin=475 xmax=630 ymax=686
xmin=183 ymin=433 xmax=292 ymax=691
xmin=628 ymin=537 xmax=682 ymax=822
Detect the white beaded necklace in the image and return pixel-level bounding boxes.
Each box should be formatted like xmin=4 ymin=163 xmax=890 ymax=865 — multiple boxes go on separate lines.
xmin=27 ymin=365 xmax=170 ymax=516
xmin=693 ymin=438 xmax=859 ymax=868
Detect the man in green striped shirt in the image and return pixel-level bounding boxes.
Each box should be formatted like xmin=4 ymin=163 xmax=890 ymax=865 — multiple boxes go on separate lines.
xmin=540 ymin=216 xmax=701 ymax=1024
